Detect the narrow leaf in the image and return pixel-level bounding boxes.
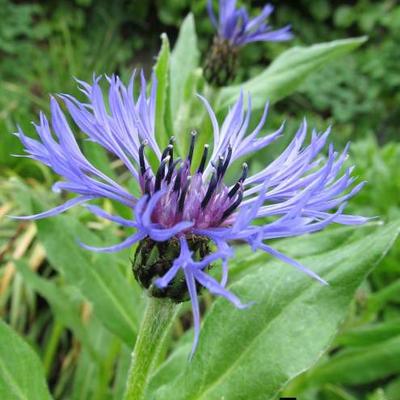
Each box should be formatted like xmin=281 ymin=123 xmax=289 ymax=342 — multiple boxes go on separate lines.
xmin=0 ymin=320 xmax=52 ymax=400
xmin=218 ymin=37 xmax=367 ymax=111
xmin=170 ymin=13 xmax=200 ymax=128
xmin=154 ymin=33 xmax=171 ymax=149
xmin=36 ymin=215 xmax=141 ymax=347
xmin=15 ymin=260 xmax=98 ymax=359
xmin=310 ymin=336 xmax=400 ymax=385
xmin=153 ymin=220 xmax=399 ymax=400
xmin=335 ymin=319 xmax=400 ymax=347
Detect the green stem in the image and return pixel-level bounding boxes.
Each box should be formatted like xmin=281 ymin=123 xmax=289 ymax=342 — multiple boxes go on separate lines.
xmin=123 ymin=297 xmax=177 ymax=400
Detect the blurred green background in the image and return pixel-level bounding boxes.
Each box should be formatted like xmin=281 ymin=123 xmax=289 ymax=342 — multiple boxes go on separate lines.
xmin=1 ymin=1 xmax=399 ymax=399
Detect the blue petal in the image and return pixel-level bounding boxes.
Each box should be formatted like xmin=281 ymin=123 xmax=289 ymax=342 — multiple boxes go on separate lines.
xmin=79 ymin=231 xmax=145 ymax=253
xmin=10 ymin=196 xmax=94 ymax=220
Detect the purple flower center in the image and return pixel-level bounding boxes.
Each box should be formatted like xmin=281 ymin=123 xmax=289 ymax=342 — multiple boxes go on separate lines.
xmin=139 ymin=131 xmax=247 ymax=230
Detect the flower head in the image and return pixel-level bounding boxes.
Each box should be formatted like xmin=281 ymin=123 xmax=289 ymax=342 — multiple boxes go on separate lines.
xmin=14 ymin=72 xmax=366 ymax=356
xmin=207 ymin=0 xmax=293 ymax=47
xmin=204 ymin=1 xmax=292 ymax=86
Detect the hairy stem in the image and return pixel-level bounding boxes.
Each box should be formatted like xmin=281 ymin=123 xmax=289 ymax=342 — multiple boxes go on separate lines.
xmin=123 ymin=297 xmax=177 ymax=400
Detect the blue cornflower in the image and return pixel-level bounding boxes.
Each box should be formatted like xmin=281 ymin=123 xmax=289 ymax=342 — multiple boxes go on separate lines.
xmin=14 ymin=72 xmax=366 ymax=355
xmin=204 ymin=1 xmax=292 ymax=86
xmin=207 ymin=0 xmax=293 ymax=46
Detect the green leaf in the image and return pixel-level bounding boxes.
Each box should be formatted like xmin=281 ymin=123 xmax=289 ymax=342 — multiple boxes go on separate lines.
xmin=367 ymin=278 xmax=400 ymax=313
xmin=335 ymin=319 xmax=400 ymax=347
xmin=367 ymin=389 xmax=388 ymax=400
xmin=310 ymin=335 xmax=400 ymax=386
xmin=319 ymin=384 xmax=358 ymax=400
xmin=153 ymin=220 xmax=399 ymax=400
xmin=112 ymin=345 xmax=132 ymax=400
xmin=70 ymin=318 xmax=121 ymax=400
xmin=154 ymin=33 xmax=171 ymax=150
xmin=15 ymin=260 xmax=98 ymax=359
xmin=172 ymin=68 xmax=205 ymax=157
xmin=230 ymin=224 xmax=379 ymax=281
xmin=36 ymin=215 xmax=141 ymax=347
xmin=386 ymin=377 xmax=400 ymax=400
xmin=147 ymin=343 xmax=191 ymax=396
xmin=170 ymin=13 xmax=200 ymax=133
xmin=0 ymin=320 xmax=52 ymax=400
xmin=218 ymin=37 xmax=367 ymax=111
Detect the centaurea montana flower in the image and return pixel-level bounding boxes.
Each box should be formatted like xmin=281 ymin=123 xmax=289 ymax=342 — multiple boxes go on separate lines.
xmin=207 ymin=0 xmax=293 ymax=46
xmin=14 ymin=72 xmax=366 ymax=355
xmin=204 ymin=0 xmax=293 ymax=86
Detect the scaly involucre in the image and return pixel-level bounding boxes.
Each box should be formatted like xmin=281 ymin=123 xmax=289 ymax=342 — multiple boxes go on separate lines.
xmin=15 ymin=72 xmax=366 ymax=355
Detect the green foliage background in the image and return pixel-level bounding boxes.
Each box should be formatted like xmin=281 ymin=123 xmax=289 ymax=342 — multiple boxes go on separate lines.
xmin=0 ymin=1 xmax=399 ymax=399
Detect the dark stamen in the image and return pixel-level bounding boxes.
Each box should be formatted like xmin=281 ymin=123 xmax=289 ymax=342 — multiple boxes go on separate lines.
xmin=169 ymin=136 xmax=175 ymax=168
xmin=178 ymin=177 xmax=191 ymax=213
xmin=216 ymin=155 xmax=225 ymax=180
xmin=173 ymin=169 xmax=182 ymax=192
xmin=144 ymin=178 xmax=151 ymax=195
xmin=228 ymin=163 xmax=248 ymax=198
xmin=228 ymin=183 xmax=240 ymax=199
xmin=139 ymin=141 xmax=147 ymax=175
xmin=221 ymin=145 xmax=232 ymax=177
xmin=240 ymin=162 xmax=248 ymax=181
xmin=165 ymin=158 xmax=181 ymax=184
xmin=154 ymin=156 xmax=170 ymax=192
xmin=187 ymin=130 xmax=197 ymax=165
xmin=161 ymin=144 xmax=173 ymax=161
xmin=197 ymin=144 xmax=209 ymax=174
xmin=201 ymin=171 xmax=218 ymax=209
xmin=221 ymin=190 xmax=243 ymax=222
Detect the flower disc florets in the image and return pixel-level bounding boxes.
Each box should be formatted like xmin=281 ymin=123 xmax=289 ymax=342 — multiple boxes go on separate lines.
xmin=139 ymin=131 xmax=247 ymax=230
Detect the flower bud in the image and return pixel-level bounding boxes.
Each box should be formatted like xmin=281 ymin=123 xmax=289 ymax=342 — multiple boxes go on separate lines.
xmin=132 ymin=235 xmax=212 ymax=302
xmin=204 ymin=36 xmax=239 ymax=87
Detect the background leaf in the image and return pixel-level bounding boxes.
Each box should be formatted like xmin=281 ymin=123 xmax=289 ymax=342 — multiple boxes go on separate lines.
xmin=154 ymin=33 xmax=172 ymax=150
xmin=36 ymin=215 xmax=141 ymax=347
xmin=169 ymin=13 xmax=202 ymax=155
xmin=309 ymin=335 xmax=400 ymax=386
xmin=0 ymin=319 xmax=52 ymax=400
xmin=170 ymin=13 xmax=200 ymax=128
xmin=15 ymin=260 xmax=98 ymax=359
xmin=70 ymin=317 xmax=124 ymax=400
xmin=335 ymin=319 xmax=400 ymax=347
xmin=218 ymin=37 xmax=367 ymax=111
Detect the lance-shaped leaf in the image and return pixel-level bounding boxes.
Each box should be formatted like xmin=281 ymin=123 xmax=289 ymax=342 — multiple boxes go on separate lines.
xmin=0 ymin=320 xmax=52 ymax=400
xmin=36 ymin=215 xmax=141 ymax=347
xmin=152 ymin=220 xmax=399 ymax=400
xmin=154 ymin=33 xmax=172 ymax=149
xmin=218 ymin=37 xmax=367 ymax=111
xmin=170 ymin=13 xmax=200 ymax=127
